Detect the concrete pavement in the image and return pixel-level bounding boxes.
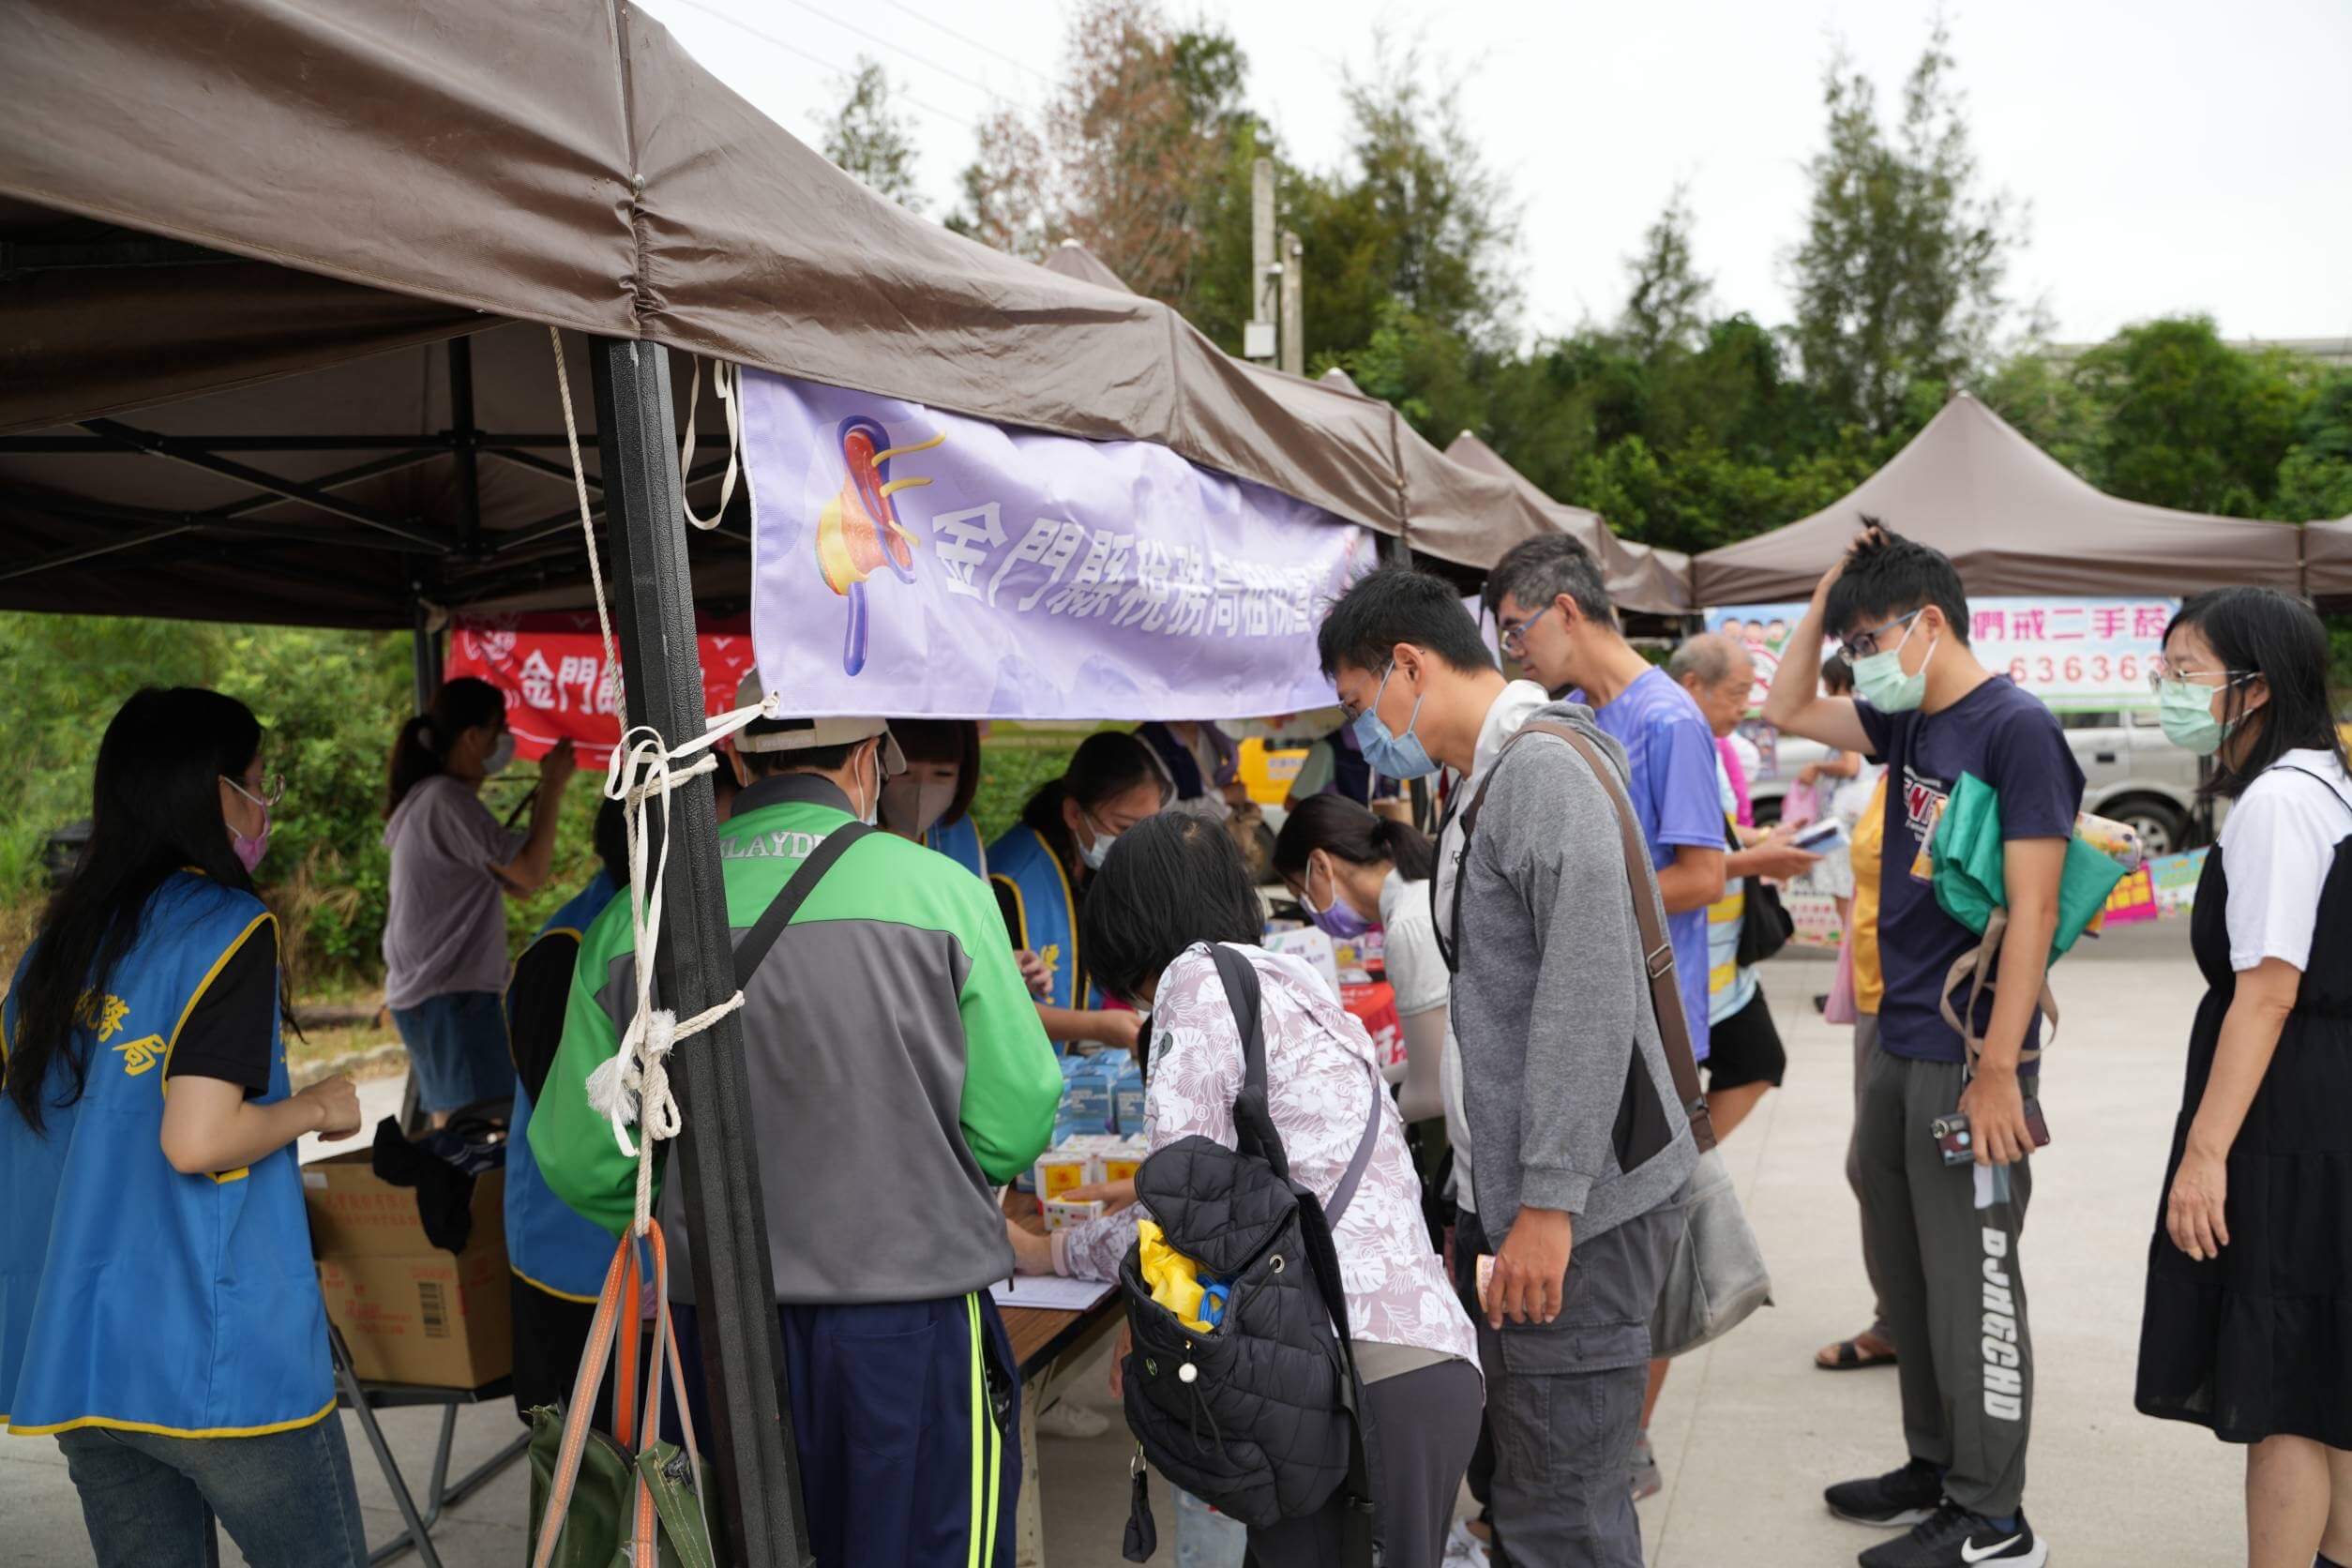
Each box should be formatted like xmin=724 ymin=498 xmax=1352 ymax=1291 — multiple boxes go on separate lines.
xmin=1 ymin=919 xmax=2245 ymax=1565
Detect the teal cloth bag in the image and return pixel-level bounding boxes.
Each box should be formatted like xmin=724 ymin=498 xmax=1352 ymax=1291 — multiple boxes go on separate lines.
xmin=1927 ymin=774 xmax=2127 ymax=959
xmin=1924 ymin=773 xmax=2130 ymax=1065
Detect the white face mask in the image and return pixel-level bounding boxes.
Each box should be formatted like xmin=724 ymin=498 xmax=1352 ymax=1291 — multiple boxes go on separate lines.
xmin=1078 ymin=812 xmax=1118 ymax=870
xmin=481 ymin=731 xmax=517 ymax=776
xmin=857 ymin=742 xmax=883 ymax=827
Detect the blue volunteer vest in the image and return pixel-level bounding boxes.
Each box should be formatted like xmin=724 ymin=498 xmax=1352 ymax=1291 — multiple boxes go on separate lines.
xmin=0 ymin=874 xmax=333 ymax=1438
xmin=987 ymin=822 xmax=1102 ymax=1018
xmin=504 ymin=873 xmax=621 ymax=1303
xmin=925 ymin=815 xmax=988 ymax=880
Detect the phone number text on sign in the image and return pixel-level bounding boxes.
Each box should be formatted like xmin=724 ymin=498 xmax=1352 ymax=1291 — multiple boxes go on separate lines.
xmin=1969 ymin=597 xmax=2179 ymax=711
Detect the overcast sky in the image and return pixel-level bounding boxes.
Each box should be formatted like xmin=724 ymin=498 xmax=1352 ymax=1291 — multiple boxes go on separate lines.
xmin=641 ymin=0 xmax=2352 ymax=348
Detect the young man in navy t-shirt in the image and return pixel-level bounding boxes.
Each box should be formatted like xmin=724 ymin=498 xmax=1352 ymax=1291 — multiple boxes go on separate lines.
xmin=1766 ymin=525 xmax=2080 ymax=1568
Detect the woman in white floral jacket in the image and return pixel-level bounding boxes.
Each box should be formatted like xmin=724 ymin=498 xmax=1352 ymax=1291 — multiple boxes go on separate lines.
xmin=1009 ymin=811 xmax=1481 ymax=1568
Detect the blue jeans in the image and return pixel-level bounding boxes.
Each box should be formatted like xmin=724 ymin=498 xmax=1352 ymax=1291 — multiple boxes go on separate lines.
xmin=391 ymin=989 xmax=512 ymax=1114
xmin=55 ymin=1415 xmax=366 ymax=1568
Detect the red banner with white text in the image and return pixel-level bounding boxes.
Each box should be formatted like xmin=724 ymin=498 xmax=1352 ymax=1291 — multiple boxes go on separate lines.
xmin=445 ymin=613 xmax=757 ymax=765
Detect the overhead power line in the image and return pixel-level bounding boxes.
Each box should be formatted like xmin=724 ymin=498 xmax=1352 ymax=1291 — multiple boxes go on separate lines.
xmin=874 ymin=0 xmax=1054 ymax=87
xmin=665 ymin=0 xmax=981 ymax=132
xmin=771 ymin=0 xmax=1022 ymax=109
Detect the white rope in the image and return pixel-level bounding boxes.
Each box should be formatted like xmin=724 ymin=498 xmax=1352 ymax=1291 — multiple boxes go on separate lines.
xmin=550 ymin=327 xmax=775 ymax=1234
xmin=678 ymin=355 xmax=741 ymax=531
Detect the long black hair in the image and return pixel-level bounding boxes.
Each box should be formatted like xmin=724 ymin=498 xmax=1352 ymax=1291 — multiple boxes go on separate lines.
xmin=7 ymin=688 xmax=268 ymax=1134
xmin=386 ymin=676 xmax=505 ymax=818
xmin=1018 ymin=730 xmax=1162 ymax=875
xmin=2166 ymin=588 xmax=2347 ymax=801
xmin=1080 ymin=813 xmax=1265 ymax=1003
xmin=1272 ymin=793 xmax=1437 ymax=884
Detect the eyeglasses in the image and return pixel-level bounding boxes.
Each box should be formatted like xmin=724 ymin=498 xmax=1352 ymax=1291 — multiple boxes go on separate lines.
xmin=2148 ymin=661 xmax=2253 ymax=695
xmin=1498 ymin=604 xmax=1560 ymax=657
xmin=223 ymin=773 xmax=286 ymax=807
xmin=1837 ymin=610 xmax=1922 ymax=664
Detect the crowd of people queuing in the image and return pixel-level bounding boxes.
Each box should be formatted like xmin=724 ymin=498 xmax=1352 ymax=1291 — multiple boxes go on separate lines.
xmin=2 ymin=523 xmax=2348 ymax=1568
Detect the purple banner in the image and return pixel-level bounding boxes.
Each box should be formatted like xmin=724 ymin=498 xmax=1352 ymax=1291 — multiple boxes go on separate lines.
xmin=742 ymin=370 xmax=1376 ymax=721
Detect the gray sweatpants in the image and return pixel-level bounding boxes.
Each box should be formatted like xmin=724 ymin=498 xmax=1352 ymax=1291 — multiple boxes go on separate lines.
xmin=1856 ymin=1043 xmax=2035 ymax=1519
xmin=1844 ymin=1014 xmax=1891 ymax=1339
xmin=1461 ymin=1207 xmax=1673 ymax=1568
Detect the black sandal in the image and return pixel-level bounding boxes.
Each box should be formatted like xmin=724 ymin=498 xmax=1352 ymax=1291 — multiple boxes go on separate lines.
xmin=1816 ymin=1335 xmax=1897 ymax=1371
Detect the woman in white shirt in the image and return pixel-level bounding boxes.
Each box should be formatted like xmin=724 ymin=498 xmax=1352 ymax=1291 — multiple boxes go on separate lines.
xmin=2134 ymin=587 xmax=2352 ymax=1568
xmin=1012 ymin=812 xmax=1480 ymax=1568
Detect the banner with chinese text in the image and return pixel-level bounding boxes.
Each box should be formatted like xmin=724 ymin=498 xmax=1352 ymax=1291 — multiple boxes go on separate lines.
xmin=1706 ymin=596 xmax=2180 ymax=712
xmin=739 ymin=370 xmax=1378 ymax=721
xmin=446 ymin=612 xmax=756 ymax=765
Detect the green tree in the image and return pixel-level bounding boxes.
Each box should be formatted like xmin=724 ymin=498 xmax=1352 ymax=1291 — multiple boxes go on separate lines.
xmin=1621 ymin=186 xmax=1712 ymax=361
xmin=946 ymin=106 xmax=1051 ymax=257
xmin=1979 ymin=343 xmax=2106 ymax=481
xmin=2073 ymin=317 xmax=2305 ymax=516
xmin=1787 ymin=23 xmax=2022 ymax=433
xmin=1298 ymin=37 xmax=1521 ymax=370
xmin=2276 ymin=369 xmax=2352 ymax=522
xmin=814 ymin=57 xmax=924 ymax=213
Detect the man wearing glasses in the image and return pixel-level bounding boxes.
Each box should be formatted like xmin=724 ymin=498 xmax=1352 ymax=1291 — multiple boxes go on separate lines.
xmin=1484 ymin=535 xmax=1731 ymax=1505
xmin=1764 ymin=523 xmax=2077 ymax=1568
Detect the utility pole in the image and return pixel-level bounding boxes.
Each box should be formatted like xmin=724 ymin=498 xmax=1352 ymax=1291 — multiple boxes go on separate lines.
xmin=1279 ymin=230 xmax=1304 ymax=376
xmin=1246 ymin=157 xmax=1276 ymax=363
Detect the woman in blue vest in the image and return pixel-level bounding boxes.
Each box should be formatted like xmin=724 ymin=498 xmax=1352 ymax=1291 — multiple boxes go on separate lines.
xmin=503 ymin=795 xmax=631 ymax=1425
xmin=2 ymin=687 xmax=367 ymax=1567
xmin=988 ymin=731 xmax=1167 ymax=1052
xmin=882 ymin=718 xmax=988 ymax=877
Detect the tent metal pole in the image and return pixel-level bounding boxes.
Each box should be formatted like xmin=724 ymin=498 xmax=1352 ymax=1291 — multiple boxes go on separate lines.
xmin=448 ymin=338 xmax=482 ymax=557
xmin=410 ymin=599 xmax=441 ymax=715
xmin=589 ymin=336 xmax=814 ymax=1568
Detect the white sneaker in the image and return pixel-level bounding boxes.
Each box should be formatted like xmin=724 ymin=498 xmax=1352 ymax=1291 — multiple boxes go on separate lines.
xmin=1442 ymin=1519 xmax=1491 ymax=1567
xmin=1033 ymin=1397 xmax=1109 ymax=1439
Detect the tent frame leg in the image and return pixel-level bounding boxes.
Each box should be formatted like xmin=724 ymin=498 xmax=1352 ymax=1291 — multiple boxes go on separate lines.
xmin=589 ymin=336 xmax=815 ymax=1568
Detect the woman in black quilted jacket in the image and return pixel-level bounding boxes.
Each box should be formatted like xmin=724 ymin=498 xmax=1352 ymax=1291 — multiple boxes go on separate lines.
xmin=1010 ymin=812 xmax=1483 ymax=1568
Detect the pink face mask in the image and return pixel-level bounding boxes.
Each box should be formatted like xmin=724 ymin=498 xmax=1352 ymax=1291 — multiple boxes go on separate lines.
xmin=223 ymin=776 xmax=273 ymax=875
xmin=232 ymin=807 xmax=271 ymax=875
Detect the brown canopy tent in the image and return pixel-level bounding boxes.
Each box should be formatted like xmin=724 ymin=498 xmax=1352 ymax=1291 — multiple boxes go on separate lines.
xmin=2307 ymin=515 xmax=2352 ymax=610
xmin=1039 ymin=239 xmax=1135 ymax=294
xmin=1691 ymin=392 xmax=2305 ymax=605
xmin=1442 ymin=431 xmax=1693 ymax=615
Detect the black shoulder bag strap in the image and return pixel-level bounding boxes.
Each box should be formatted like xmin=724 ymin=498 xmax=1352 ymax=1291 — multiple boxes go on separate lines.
xmin=1211 ymin=942 xmax=1288 ymax=1182
xmin=732 ymin=823 xmax=876 ymax=988
xmin=1209 ymin=942 xmax=1384 ymax=1566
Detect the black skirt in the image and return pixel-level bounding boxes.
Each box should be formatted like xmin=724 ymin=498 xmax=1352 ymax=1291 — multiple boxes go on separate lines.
xmin=2135 ymin=829 xmax=2352 ymax=1445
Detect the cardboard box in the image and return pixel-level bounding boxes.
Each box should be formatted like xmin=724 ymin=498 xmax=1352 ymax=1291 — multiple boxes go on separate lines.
xmin=304 ymin=1151 xmax=512 ymax=1389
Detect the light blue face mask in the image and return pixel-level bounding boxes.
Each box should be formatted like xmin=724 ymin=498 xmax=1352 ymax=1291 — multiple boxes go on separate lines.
xmin=1850 ymin=611 xmax=1934 ymax=714
xmin=2156 ymin=675 xmax=2246 ymax=755
xmin=1352 ymin=662 xmax=1438 ymax=781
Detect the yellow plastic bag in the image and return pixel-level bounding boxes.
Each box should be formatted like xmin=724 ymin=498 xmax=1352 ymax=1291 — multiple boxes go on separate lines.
xmin=1136 ymin=1218 xmax=1210 ymax=1332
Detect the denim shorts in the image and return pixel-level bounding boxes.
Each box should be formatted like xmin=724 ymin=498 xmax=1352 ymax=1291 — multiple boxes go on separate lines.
xmin=390 ymin=989 xmax=513 ymax=1113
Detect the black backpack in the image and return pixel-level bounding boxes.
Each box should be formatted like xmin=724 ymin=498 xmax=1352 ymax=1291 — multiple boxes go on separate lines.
xmin=1117 ymin=944 xmax=1384 ymax=1565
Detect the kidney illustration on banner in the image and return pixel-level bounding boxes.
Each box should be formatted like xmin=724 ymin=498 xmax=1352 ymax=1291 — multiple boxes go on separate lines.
xmin=810 ymin=415 xmax=945 ymax=676
xmin=740 ymin=369 xmax=1377 ymax=722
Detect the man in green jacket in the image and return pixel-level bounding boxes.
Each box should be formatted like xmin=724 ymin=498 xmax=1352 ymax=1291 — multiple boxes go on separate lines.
xmin=533 ymin=678 xmax=1062 ymax=1568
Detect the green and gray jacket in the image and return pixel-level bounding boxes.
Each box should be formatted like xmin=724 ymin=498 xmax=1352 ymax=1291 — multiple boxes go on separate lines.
xmin=532 ymin=775 xmax=1062 ymax=1304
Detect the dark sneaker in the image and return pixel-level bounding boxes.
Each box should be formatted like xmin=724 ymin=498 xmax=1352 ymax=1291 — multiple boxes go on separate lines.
xmin=1825 ymin=1457 xmax=1944 ymax=1528
xmin=1857 ymin=1500 xmax=2047 ymax=1567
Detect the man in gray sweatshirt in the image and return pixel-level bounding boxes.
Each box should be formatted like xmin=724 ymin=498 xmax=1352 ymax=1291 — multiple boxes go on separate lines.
xmin=1319 ymin=567 xmax=1699 ymax=1568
